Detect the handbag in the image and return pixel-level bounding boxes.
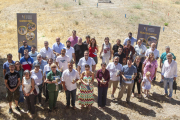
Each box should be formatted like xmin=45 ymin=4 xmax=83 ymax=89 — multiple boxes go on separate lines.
xmin=31 ymin=79 xmax=39 ymax=95
xmin=173 ymin=81 xmax=177 ymax=94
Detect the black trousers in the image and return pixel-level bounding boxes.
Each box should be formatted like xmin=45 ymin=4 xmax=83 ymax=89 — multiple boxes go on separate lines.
xmin=25 ymin=94 xmax=35 ymax=114
xmin=35 ymin=84 xmax=42 ymax=104
xmin=132 ymin=78 xmax=141 ymax=94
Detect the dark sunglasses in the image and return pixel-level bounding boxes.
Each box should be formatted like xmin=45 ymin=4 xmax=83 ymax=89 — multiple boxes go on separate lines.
xmin=52 ymin=67 xmax=56 ymax=68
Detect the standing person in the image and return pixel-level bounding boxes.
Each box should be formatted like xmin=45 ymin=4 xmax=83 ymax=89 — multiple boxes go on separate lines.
xmin=45 ymin=63 xmax=62 ymax=112
xmin=106 ymin=56 xmax=123 ymax=100
xmin=162 ymin=53 xmax=177 ymax=99
xmin=134 ymin=39 xmax=147 ymax=62
xmin=74 ymin=37 xmax=88 ymax=67
xmin=117 ymin=58 xmax=137 ymax=104
xmin=159 ymin=46 xmax=176 ymax=83
xmin=40 ymin=41 xmax=54 ymax=61
xmin=142 ymin=71 xmax=152 ymax=97
xmin=123 ymin=40 xmax=135 ymax=63
xmin=123 ymin=32 xmax=137 ymax=46
xmin=4 ymin=63 xmax=21 ymax=114
xmin=78 ymin=64 xmax=94 ymax=111
xmin=145 ymin=43 xmax=159 ymax=60
xmin=84 ymin=35 xmax=90 ymax=44
xmin=100 ymin=37 xmax=112 ymax=65
xmin=114 ymin=46 xmax=126 ymax=65
xmin=20 ymin=49 xmax=34 ymax=71
xmin=142 ymin=52 xmax=158 ymax=81
xmin=78 ymin=51 xmax=96 ymax=74
xmin=62 ymin=61 xmax=80 ymax=110
xmin=131 ymin=56 xmax=143 ymax=98
xmin=88 ymin=37 xmax=98 ymax=66
xmin=33 ymin=54 xmax=47 ymax=72
xmin=52 ymin=37 xmax=65 ymax=57
xmin=15 ymin=61 xmax=24 ymax=103
xmin=29 ymin=45 xmax=39 ymax=62
xmin=22 ymin=70 xmax=35 ymax=115
xmin=65 ymin=40 xmax=76 ymax=62
xmin=3 ymin=54 xmax=15 ymax=76
xmin=68 ymin=30 xmax=78 ymax=47
xmin=96 ymin=62 xmax=110 ymax=109
xmin=112 ymin=39 xmax=123 ymax=56
xmin=31 ymin=64 xmax=43 ymax=106
xmin=18 ymin=41 xmax=31 ymax=60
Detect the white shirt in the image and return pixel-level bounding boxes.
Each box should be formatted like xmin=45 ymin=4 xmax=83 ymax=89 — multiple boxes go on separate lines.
xmin=40 ymin=47 xmax=54 ymax=60
xmin=134 ymin=44 xmax=147 ymax=57
xmin=78 ymin=57 xmax=96 ymax=73
xmin=65 ymin=47 xmax=75 ymax=61
xmin=145 ymin=48 xmax=159 ymax=59
xmin=31 ymin=69 xmax=43 ymax=85
xmin=123 ymin=37 xmax=137 ymax=46
xmin=62 ymin=69 xmax=80 ymax=91
xmin=29 ymin=51 xmax=39 ymax=61
xmin=56 ymin=55 xmax=70 ymax=71
xmin=106 ymin=62 xmax=123 ymax=81
xmin=162 ymin=60 xmax=177 ymax=78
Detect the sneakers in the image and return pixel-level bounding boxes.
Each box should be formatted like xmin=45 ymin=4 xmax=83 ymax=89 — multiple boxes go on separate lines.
xmin=15 ymin=106 xmax=21 ymax=112
xmin=9 ymin=108 xmax=13 ymax=114
xmin=111 ymin=94 xmax=115 ymax=100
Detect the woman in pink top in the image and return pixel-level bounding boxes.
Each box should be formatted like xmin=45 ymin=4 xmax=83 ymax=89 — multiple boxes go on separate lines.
xmin=142 ymin=52 xmax=158 ymax=80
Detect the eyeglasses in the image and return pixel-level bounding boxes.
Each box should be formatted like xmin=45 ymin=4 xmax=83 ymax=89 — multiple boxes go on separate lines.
xmin=52 ymin=67 xmax=56 ymax=68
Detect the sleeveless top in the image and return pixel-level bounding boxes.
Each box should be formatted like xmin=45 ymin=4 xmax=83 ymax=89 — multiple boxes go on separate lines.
xmin=89 ymin=46 xmax=97 ymax=58
xmin=83 ymin=74 xmax=92 ymax=84
xmin=102 ymin=43 xmax=111 ymax=57
xmin=31 ymin=69 xmax=43 ymax=85
xmin=23 ymin=77 xmax=33 ymax=94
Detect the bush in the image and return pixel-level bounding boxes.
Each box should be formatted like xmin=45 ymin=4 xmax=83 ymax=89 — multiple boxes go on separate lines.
xmin=74 ymin=20 xmax=79 ymax=25
xmin=133 ymin=4 xmax=142 ymax=9
xmin=164 ymin=23 xmax=168 ymax=26
xmin=175 ymin=1 xmax=180 ymax=4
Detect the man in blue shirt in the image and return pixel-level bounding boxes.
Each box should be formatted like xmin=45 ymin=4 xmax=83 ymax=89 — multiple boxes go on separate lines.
xmin=52 ymin=37 xmax=65 ymax=57
xmin=3 ymin=54 xmax=15 ymax=76
xmin=117 ymin=58 xmax=137 ymax=104
xmin=18 ymin=41 xmax=31 ymax=60
xmin=123 ymin=32 xmax=137 ymax=46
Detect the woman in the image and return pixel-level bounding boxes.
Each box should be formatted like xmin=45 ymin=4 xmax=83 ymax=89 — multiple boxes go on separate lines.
xmin=78 ymin=64 xmax=94 ymax=111
xmin=142 ymin=52 xmax=158 ymax=80
xmin=84 ymin=35 xmax=90 ymax=44
xmin=15 ymin=61 xmax=24 ymax=103
xmin=132 ymin=56 xmax=143 ymax=98
xmin=22 ymin=70 xmax=35 ymax=115
xmin=100 ymin=37 xmax=112 ymax=65
xmin=89 ymin=37 xmax=98 ymax=66
xmin=31 ymin=63 xmax=43 ymax=106
xmin=45 ymin=63 xmax=62 ymax=112
xmin=96 ymin=62 xmax=110 ymax=109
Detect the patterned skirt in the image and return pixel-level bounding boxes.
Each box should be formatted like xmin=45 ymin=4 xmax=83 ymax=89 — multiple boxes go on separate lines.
xmin=78 ymin=83 xmax=94 ymax=106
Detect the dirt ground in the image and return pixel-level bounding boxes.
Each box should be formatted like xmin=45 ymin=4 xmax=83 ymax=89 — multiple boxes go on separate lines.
xmin=0 ymin=0 xmax=180 ymax=120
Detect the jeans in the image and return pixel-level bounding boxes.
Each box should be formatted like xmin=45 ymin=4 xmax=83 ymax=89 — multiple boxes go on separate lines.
xmin=65 ymin=89 xmax=76 ymax=107
xmin=98 ymin=86 xmax=108 ymax=107
xmin=25 ymin=94 xmax=35 ymax=114
xmin=19 ymin=91 xmax=24 ymax=103
xmin=164 ymin=78 xmax=173 ymax=97
xmin=35 ymin=84 xmax=42 ymax=104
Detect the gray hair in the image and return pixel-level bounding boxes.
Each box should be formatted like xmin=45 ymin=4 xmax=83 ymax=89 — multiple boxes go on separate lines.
xmin=114 ymin=56 xmax=119 ymax=60
xmin=165 ymin=46 xmax=170 ymax=49
xmin=37 ymin=54 xmax=42 ymax=57
xmin=166 ymin=53 xmax=172 ymax=57
xmin=44 ymin=41 xmax=48 ymax=44
xmin=23 ymin=70 xmax=30 ymax=76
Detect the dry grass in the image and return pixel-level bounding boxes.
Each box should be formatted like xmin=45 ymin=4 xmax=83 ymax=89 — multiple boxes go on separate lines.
xmin=0 ymin=0 xmax=180 ymax=119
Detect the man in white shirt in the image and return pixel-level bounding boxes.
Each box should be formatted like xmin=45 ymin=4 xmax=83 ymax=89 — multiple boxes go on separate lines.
xmin=52 ymin=37 xmax=65 ymax=57
xmin=123 ymin=32 xmax=137 ymax=46
xmin=40 ymin=41 xmax=54 ymax=61
xmin=29 ymin=45 xmax=39 ymax=62
xmin=65 ymin=40 xmax=76 ymax=63
xmin=77 ymin=50 xmax=96 ymax=74
xmin=134 ymin=39 xmax=147 ymax=62
xmin=162 ymin=53 xmax=177 ymax=99
xmin=145 ymin=43 xmax=159 ymax=60
xmin=106 ymin=56 xmax=123 ymax=100
xmin=62 ymin=61 xmax=80 ymax=109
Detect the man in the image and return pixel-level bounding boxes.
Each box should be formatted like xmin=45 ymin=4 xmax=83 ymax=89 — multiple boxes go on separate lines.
xmin=160 ymin=46 xmax=176 ymax=83
xmin=134 ymin=39 xmax=147 ymax=62
xmin=123 ymin=40 xmax=135 ymax=63
xmin=118 ymin=58 xmax=137 ymax=104
xmin=112 ymin=39 xmax=123 ymax=56
xmin=4 ymin=63 xmax=21 ymax=114
xmin=145 ymin=43 xmax=159 ymax=60
xmin=123 ymin=32 xmax=137 ymax=46
xmin=68 ymin=30 xmax=78 ymax=47
xmin=20 ymin=49 xmax=34 ymax=71
xmin=65 ymin=40 xmax=76 ymax=62
xmin=74 ymin=37 xmax=88 ymax=67
xmin=40 ymin=41 xmax=54 ymax=61
xmin=3 ymin=54 xmax=15 ymax=76
xmin=33 ymin=54 xmax=47 ymax=71
xmin=18 ymin=41 xmax=31 ymax=60
xmin=114 ymin=46 xmax=126 ymax=65
xmin=52 ymin=37 xmax=65 ymax=57
xmin=77 ymin=50 xmax=96 ymax=74
xmin=106 ymin=56 xmax=123 ymax=100
xmin=29 ymin=45 xmax=39 ymax=62
xmin=162 ymin=53 xmax=177 ymax=99
xmin=62 ymin=61 xmax=80 ymax=110
xmin=84 ymin=35 xmax=90 ymax=44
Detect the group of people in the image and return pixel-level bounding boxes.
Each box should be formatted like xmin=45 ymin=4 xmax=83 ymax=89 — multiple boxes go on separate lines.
xmin=3 ymin=30 xmax=177 ymax=117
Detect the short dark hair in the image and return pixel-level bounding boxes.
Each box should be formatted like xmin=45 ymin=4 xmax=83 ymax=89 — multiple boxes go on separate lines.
xmin=47 ymin=58 xmax=53 ymax=63
xmin=9 ymin=63 xmax=15 ymax=67
xmin=66 ymin=40 xmax=71 ymax=43
xmin=127 ymin=58 xmax=133 ymax=62
xmin=31 ymin=45 xmax=36 ymax=49
xmin=7 ymin=53 xmax=12 ymax=57
xmin=104 ymin=37 xmax=109 ymax=40
xmin=84 ymin=50 xmax=89 ymax=53
xmin=85 ymin=64 xmax=90 ymax=68
xmin=86 ymin=35 xmax=90 ymax=39
xmin=118 ymin=46 xmax=123 ymax=49
xmin=101 ymin=62 xmax=107 ymax=66
xmin=72 ymin=30 xmax=76 ymax=33
xmin=127 ymin=40 xmax=131 ymax=43
xmin=128 ymin=32 xmax=132 ymax=35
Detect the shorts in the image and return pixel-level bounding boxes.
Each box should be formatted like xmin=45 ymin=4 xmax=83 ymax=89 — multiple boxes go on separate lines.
xmin=6 ymin=87 xmax=20 ymax=102
xmin=108 ymin=80 xmax=119 ymax=89
xmin=92 ymin=56 xmax=98 ymax=64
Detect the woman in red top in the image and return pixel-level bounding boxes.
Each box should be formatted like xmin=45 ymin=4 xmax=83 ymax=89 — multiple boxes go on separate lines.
xmin=89 ymin=38 xmax=99 ymax=67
